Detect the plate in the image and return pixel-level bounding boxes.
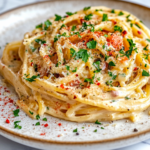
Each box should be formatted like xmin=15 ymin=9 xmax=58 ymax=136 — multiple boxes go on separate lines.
xmin=0 ymin=1 xmax=150 ymax=150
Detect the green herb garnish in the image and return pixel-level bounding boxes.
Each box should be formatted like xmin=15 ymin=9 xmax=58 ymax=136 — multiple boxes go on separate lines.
xmin=55 ymin=14 xmax=62 ymax=21
xmin=87 ymin=40 xmax=97 ymax=49
xmin=102 ymin=14 xmax=108 ymax=21
xmin=24 ymin=75 xmax=40 ymax=82
xmin=95 ymin=120 xmax=101 ymax=125
xmin=73 ymin=128 xmax=78 ymax=132
xmin=13 ymin=109 xmax=20 ymax=117
xmin=83 ymin=6 xmax=91 ymax=11
xmin=43 ymin=118 xmax=47 ymax=121
xmin=142 ymin=70 xmax=150 ymax=76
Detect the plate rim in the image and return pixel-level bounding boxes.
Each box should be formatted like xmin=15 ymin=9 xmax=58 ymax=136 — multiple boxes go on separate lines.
xmin=0 ymin=0 xmax=150 ymax=145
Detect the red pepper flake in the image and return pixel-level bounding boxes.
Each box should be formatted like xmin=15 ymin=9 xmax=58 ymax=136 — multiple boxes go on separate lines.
xmin=96 ymin=82 xmax=100 ymax=86
xmin=58 ymin=123 xmax=62 ymax=126
xmin=30 ymin=62 xmax=33 ymax=66
xmin=41 ymin=32 xmax=43 ymax=34
xmin=138 ymin=31 xmax=142 ymax=34
xmin=87 ymin=85 xmax=90 ymax=88
xmin=111 ymin=20 xmax=117 ymax=24
xmin=40 ymin=133 xmax=46 ymax=136
xmin=80 ymin=19 xmax=84 ymax=24
xmin=57 ymin=134 xmax=61 ymax=137
xmin=134 ymin=67 xmax=138 ymax=71
xmin=122 ymin=30 xmax=127 ymax=36
xmin=43 ymin=43 xmax=47 ymax=46
xmin=6 ymin=119 xmax=10 ymax=124
xmin=107 ymin=42 xmax=110 ymax=46
xmin=75 ymin=74 xmax=78 ymax=77
xmin=108 ymin=51 xmax=112 ymax=56
xmin=44 ymin=123 xmax=48 ymax=127
xmin=60 ymin=84 xmax=64 ymax=89
xmin=73 ymin=95 xmax=77 ymax=99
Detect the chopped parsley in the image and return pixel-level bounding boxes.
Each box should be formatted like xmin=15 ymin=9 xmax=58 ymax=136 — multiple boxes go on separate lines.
xmin=24 ymin=75 xmax=40 ymax=82
xmin=142 ymin=70 xmax=150 ymax=76
xmin=13 ymin=109 xmax=20 ymax=117
xmin=84 ymin=14 xmax=93 ymax=20
xmin=29 ymin=111 xmax=33 ymax=115
xmin=73 ymin=128 xmax=78 ymax=132
xmin=65 ymin=12 xmax=73 ymax=16
xmin=101 ymin=127 xmax=104 ymax=129
xmin=106 ymin=80 xmax=113 ymax=86
xmin=135 ymin=24 xmax=140 ymax=29
xmin=146 ymin=39 xmax=150 ymax=42
xmin=118 ymin=11 xmax=124 ymax=16
xmin=125 ymin=96 xmax=130 ymax=100
xmin=83 ymin=6 xmax=91 ymax=11
xmin=54 ymin=37 xmax=58 ymax=42
xmin=122 ymin=39 xmax=137 ymax=59
xmin=74 ymin=49 xmax=89 ymax=62
xmin=143 ymin=45 xmax=148 ymax=51
xmin=93 ymin=61 xmax=101 ymax=73
xmin=60 ymin=24 xmax=66 ymax=29
xmin=72 ymin=67 xmax=77 ymax=72
xmin=36 ymin=23 xmax=43 ymax=29
xmin=35 ymin=39 xmax=46 ymax=44
xmin=44 ymin=20 xmax=52 ymax=30
xmin=87 ymin=40 xmax=97 ymax=49
xmin=105 ymin=54 xmax=110 ymax=61
xmin=95 ymin=120 xmax=101 ymax=125
xmin=35 ymin=122 xmax=40 ymax=126
xmin=84 ymin=75 xmax=95 ymax=84
xmin=108 ymin=72 xmax=117 ymax=80
xmin=108 ymin=61 xmax=116 ymax=66
xmin=114 ymin=25 xmax=123 ymax=32
xmin=71 ymin=32 xmax=81 ymax=38
xmin=80 ymin=22 xmax=94 ymax=32
xmin=70 ymin=48 xmax=76 ymax=57
xmin=55 ymin=14 xmax=62 ymax=21
xmin=43 ymin=118 xmax=47 ymax=121
xmin=143 ymin=53 xmax=149 ymax=60
xmin=66 ymin=65 xmax=70 ymax=70
xmin=93 ymin=129 xmax=97 ymax=132
xmin=30 ymin=46 xmax=36 ymax=52
xmin=54 ymin=32 xmax=67 ymax=42
xmin=102 ymin=14 xmax=108 ymax=21
xmin=95 ymin=9 xmax=103 ymax=12
xmin=36 ymin=114 xmax=40 ymax=120
xmin=111 ymin=9 xmax=115 ymax=13
xmin=14 ymin=121 xmax=22 ymax=129
xmin=71 ymin=25 xmax=76 ymax=31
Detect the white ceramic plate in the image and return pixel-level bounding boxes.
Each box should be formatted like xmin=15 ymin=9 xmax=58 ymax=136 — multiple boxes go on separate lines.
xmin=1 ymin=1 xmax=150 ymax=149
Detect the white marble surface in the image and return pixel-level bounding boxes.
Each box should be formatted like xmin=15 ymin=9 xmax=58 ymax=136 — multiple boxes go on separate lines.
xmin=0 ymin=0 xmax=150 ymax=150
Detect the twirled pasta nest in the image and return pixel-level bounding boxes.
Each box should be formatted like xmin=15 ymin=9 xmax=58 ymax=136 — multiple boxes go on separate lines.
xmin=1 ymin=6 xmax=150 ymax=122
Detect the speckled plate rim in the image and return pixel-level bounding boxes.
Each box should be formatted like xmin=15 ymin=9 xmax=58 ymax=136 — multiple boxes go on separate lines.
xmin=0 ymin=0 xmax=150 ymax=149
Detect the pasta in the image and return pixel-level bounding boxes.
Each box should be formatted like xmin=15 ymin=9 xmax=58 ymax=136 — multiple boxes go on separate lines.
xmin=0 ymin=6 xmax=150 ymax=123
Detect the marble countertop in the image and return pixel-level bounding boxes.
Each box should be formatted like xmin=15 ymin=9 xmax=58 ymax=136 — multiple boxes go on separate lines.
xmin=0 ymin=0 xmax=150 ymax=150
